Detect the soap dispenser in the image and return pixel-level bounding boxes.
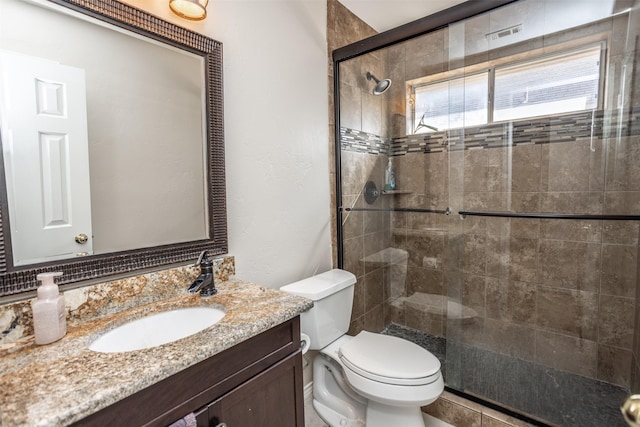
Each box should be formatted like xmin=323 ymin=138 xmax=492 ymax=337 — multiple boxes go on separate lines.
xmin=384 ymin=157 xmax=396 ymax=191
xmin=31 ymin=272 xmax=66 ymax=345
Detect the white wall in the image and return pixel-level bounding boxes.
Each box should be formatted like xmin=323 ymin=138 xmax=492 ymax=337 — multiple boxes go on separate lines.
xmin=125 ymin=0 xmax=333 ymax=288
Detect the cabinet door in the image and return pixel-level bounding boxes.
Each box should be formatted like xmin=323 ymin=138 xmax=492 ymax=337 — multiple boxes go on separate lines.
xmin=195 ymin=406 xmax=210 ymax=427
xmin=206 ymin=351 xmax=304 ymax=427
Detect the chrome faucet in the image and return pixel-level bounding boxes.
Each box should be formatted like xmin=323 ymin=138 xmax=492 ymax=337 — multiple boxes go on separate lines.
xmin=188 ymin=250 xmax=217 ymax=297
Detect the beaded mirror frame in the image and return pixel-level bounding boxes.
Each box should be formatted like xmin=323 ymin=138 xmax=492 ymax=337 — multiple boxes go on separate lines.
xmin=0 ymin=0 xmax=227 ymax=297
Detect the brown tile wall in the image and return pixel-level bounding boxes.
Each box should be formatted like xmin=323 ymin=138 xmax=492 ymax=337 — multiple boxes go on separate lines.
xmin=629 ymin=0 xmax=640 ymax=395
xmin=388 ymin=138 xmax=638 ymax=389
xmin=341 ymin=150 xmax=393 ymax=335
xmin=328 ymin=0 xmax=395 ymax=335
xmin=633 ymin=225 xmax=640 ymax=392
xmin=327 ymin=0 xmax=378 ymax=271
xmin=424 ymin=391 xmax=539 ymax=427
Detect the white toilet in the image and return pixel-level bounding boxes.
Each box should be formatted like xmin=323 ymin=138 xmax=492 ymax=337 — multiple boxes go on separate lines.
xmin=280 ymin=269 xmax=444 ymax=427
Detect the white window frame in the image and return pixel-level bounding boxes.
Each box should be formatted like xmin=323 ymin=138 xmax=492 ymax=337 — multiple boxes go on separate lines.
xmin=409 ymin=41 xmax=607 ymax=134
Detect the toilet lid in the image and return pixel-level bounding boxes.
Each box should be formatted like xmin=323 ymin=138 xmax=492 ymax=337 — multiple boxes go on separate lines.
xmin=339 ymin=331 xmax=441 ymax=386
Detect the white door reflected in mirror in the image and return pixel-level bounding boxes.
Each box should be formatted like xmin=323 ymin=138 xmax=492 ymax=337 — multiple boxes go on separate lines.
xmin=0 ymin=51 xmax=93 ymax=265
xmin=0 ymin=0 xmax=210 ymax=268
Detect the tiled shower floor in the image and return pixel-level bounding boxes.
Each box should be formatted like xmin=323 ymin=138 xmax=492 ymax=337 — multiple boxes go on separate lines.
xmin=383 ymin=323 xmax=629 ymax=427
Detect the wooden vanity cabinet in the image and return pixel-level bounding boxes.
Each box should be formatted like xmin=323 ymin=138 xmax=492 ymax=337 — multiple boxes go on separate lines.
xmin=195 ymin=352 xmax=301 ymax=426
xmin=74 ymin=317 xmax=305 ymax=427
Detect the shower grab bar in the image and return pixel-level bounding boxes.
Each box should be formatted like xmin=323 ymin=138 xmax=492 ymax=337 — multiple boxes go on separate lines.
xmin=341 ymin=206 xmax=450 ymax=215
xmin=458 ymin=210 xmax=640 ymax=221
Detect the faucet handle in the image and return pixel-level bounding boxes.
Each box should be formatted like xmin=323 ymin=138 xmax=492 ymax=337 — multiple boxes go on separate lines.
xmin=194 ymin=250 xmax=208 ymax=267
xmin=188 ymin=250 xmax=217 ymax=297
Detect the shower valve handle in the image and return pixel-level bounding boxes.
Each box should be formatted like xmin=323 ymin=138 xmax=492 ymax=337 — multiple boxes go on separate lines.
xmin=364 ymin=181 xmax=379 ymax=204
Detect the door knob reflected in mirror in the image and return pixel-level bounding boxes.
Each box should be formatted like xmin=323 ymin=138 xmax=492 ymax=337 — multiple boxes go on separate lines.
xmin=75 ymin=233 xmax=88 ymax=244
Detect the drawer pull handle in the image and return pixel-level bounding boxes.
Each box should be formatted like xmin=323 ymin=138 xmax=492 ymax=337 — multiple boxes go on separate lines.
xmin=215 ymin=423 xmax=227 ymax=427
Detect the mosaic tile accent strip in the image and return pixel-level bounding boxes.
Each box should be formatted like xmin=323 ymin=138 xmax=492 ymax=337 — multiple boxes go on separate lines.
xmin=340 ymin=128 xmax=391 ymax=154
xmin=341 ymin=109 xmax=640 ymax=156
xmin=390 ymin=132 xmax=447 ymax=155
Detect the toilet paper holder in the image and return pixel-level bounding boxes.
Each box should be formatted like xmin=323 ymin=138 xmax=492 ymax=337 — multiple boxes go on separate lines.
xmin=300 ymin=333 xmax=310 ymax=355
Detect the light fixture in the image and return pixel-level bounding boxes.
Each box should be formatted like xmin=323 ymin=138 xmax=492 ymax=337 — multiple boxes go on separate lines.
xmin=169 ymin=0 xmax=208 ymax=20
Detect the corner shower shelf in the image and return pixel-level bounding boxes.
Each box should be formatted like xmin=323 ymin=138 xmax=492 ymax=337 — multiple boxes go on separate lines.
xmin=363 ymin=180 xmax=413 ymax=204
xmin=381 ymin=190 xmax=412 ymax=195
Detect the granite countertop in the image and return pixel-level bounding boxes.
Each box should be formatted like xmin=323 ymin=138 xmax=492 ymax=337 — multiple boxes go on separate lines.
xmin=0 ymin=279 xmax=313 ymax=426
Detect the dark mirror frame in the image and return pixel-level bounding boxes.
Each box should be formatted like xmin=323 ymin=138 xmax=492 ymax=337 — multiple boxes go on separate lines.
xmin=0 ymin=0 xmax=227 ymax=297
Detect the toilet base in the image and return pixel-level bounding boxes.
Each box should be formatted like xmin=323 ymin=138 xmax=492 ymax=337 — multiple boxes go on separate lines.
xmin=313 ymin=399 xmax=365 ymax=427
xmin=423 ymin=412 xmax=455 ymax=427
xmin=366 ymin=400 xmax=426 ymax=427
xmin=310 ymin=400 xmax=454 ymax=427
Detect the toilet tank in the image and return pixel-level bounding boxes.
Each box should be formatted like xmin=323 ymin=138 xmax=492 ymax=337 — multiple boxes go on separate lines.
xmin=280 ymin=269 xmax=356 ymax=350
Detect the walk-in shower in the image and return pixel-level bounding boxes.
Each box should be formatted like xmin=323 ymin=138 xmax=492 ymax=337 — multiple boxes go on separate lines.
xmin=334 ymin=0 xmax=640 ymax=425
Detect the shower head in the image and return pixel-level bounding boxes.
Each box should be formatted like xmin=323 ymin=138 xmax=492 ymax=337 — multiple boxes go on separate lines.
xmin=366 ymin=72 xmax=391 ymax=95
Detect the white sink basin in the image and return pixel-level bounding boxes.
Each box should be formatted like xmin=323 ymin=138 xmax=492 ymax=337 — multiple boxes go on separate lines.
xmin=89 ymin=307 xmax=225 ymax=353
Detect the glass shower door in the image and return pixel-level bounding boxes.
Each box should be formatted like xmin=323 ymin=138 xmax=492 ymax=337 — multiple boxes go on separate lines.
xmin=335 ymin=1 xmax=640 ymax=424
xmin=443 ymin=1 xmax=637 ymax=425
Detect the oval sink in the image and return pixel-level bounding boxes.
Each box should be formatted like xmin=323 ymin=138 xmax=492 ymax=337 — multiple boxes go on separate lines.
xmin=89 ymin=307 xmax=225 ymax=353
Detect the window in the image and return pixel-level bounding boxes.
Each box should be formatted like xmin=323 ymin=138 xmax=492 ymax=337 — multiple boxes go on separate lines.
xmin=493 ymin=46 xmax=601 ymax=122
xmin=413 ymin=73 xmax=488 ymax=133
xmin=412 ymin=44 xmax=604 ymax=133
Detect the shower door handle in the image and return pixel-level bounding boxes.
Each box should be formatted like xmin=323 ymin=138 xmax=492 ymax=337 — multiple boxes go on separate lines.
xmin=622 ymin=395 xmax=640 ymax=426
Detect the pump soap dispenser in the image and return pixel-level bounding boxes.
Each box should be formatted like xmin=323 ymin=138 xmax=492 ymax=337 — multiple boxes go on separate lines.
xmin=31 ymin=272 xmax=66 ymax=345
xmin=384 ymin=157 xmax=396 ymax=191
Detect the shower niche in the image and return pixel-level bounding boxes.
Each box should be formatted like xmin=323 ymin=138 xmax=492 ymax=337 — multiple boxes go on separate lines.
xmin=335 ymin=1 xmax=640 ymax=426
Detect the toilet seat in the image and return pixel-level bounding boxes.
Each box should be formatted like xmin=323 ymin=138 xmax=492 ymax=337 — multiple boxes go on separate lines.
xmin=338 ymin=331 xmax=441 ymax=386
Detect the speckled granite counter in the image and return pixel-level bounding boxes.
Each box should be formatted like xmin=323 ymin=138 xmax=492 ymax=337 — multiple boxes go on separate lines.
xmin=0 ymin=278 xmax=313 ymax=426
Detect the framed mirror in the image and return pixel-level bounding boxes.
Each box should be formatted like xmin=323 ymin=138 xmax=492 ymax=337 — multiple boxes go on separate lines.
xmin=0 ymin=0 xmax=227 ymax=297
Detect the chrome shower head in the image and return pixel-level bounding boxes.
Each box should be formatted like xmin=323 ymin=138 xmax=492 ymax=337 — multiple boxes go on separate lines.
xmin=366 ymin=72 xmax=391 ymax=95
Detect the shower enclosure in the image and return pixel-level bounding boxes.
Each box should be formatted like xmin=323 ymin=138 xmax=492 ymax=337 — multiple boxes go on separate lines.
xmin=335 ymin=0 xmax=640 ymax=425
